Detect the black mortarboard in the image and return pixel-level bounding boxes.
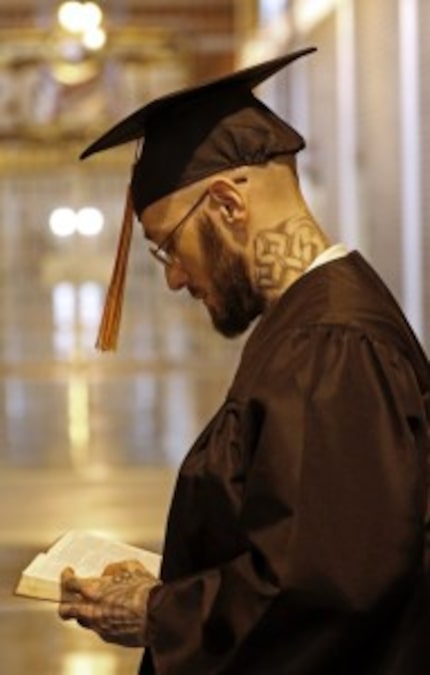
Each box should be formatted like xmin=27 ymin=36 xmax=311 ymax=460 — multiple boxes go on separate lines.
xmin=82 ymin=46 xmax=316 ymax=215
xmin=82 ymin=46 xmax=317 ymax=350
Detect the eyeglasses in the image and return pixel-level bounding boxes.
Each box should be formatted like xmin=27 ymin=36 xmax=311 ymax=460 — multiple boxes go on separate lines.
xmin=149 ymin=190 xmax=208 ymax=267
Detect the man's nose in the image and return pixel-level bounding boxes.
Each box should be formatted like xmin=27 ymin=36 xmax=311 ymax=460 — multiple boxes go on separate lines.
xmin=165 ymin=261 xmax=188 ymax=291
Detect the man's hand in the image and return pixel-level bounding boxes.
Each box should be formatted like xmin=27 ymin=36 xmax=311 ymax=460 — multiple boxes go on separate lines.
xmin=58 ymin=559 xmax=159 ymax=647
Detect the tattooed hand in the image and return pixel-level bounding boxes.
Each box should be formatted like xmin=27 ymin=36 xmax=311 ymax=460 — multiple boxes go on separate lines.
xmin=58 ymin=560 xmax=159 ymax=647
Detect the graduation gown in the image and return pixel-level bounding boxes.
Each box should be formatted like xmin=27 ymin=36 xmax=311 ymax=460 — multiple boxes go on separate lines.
xmin=139 ymin=252 xmax=430 ymax=675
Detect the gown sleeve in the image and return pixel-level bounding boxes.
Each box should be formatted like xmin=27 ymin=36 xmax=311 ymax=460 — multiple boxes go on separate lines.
xmin=144 ymin=324 xmax=428 ymax=675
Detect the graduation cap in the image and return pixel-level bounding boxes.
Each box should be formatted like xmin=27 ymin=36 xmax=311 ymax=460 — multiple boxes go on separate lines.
xmin=82 ymin=46 xmax=317 ymax=351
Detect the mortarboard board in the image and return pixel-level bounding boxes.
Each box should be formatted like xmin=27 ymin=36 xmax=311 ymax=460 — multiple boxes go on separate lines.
xmin=82 ymin=46 xmax=317 ymax=350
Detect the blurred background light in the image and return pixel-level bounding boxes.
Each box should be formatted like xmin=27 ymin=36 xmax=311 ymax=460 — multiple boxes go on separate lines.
xmin=58 ymin=1 xmax=104 ymax=35
xmin=58 ymin=1 xmax=87 ymax=34
xmin=293 ymin=0 xmax=336 ymax=32
xmin=82 ymin=26 xmax=107 ymax=50
xmin=49 ymin=206 xmax=104 ymax=237
xmin=49 ymin=207 xmax=77 ymax=237
xmin=82 ymin=1 xmax=103 ymax=29
xmin=76 ymin=207 xmax=104 ymax=236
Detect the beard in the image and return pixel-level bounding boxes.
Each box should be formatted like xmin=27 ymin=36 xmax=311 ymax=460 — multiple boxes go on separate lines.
xmin=197 ymin=215 xmax=266 ymax=337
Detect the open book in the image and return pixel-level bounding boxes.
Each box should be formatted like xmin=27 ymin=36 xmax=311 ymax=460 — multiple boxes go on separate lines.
xmin=14 ymin=530 xmax=161 ymax=602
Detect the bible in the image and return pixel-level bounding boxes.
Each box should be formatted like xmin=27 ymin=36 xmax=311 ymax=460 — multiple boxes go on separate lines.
xmin=14 ymin=530 xmax=161 ymax=602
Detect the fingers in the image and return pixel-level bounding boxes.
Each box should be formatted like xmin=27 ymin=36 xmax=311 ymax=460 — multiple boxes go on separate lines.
xmin=60 ymin=599 xmax=99 ymax=625
xmin=61 ymin=567 xmax=80 ymax=593
xmin=102 ymin=559 xmax=148 ymax=577
xmin=59 ymin=601 xmax=78 ymax=621
xmin=58 ymin=567 xmax=154 ymax=647
xmin=60 ymin=567 xmax=102 ymax=603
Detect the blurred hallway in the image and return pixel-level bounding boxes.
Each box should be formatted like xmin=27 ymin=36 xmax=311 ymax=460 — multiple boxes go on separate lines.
xmin=0 ymin=2 xmax=241 ymax=670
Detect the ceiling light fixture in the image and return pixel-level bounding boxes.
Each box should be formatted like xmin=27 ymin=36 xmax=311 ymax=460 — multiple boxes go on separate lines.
xmin=57 ymin=1 xmax=106 ymax=52
xmin=49 ymin=206 xmax=105 ymax=238
xmin=58 ymin=1 xmax=103 ymax=34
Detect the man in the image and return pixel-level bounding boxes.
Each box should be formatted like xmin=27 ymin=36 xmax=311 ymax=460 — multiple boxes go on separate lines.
xmin=59 ymin=47 xmax=430 ymax=674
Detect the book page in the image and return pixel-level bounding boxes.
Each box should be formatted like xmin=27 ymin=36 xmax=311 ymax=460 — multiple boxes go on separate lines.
xmin=15 ymin=530 xmax=161 ymax=601
xmin=45 ymin=530 xmax=161 ymax=577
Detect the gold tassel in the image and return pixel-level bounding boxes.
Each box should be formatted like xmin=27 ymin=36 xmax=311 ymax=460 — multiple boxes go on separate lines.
xmin=95 ymin=184 xmax=134 ymax=351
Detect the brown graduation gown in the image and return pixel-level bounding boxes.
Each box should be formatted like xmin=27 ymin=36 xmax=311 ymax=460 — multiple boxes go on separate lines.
xmin=140 ymin=252 xmax=430 ymax=675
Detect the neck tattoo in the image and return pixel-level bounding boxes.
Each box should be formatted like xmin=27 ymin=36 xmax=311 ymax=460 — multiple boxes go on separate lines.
xmin=254 ymin=217 xmax=326 ymax=291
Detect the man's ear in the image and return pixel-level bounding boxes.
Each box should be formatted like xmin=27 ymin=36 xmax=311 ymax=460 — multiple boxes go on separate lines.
xmin=207 ymin=178 xmax=248 ymax=244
